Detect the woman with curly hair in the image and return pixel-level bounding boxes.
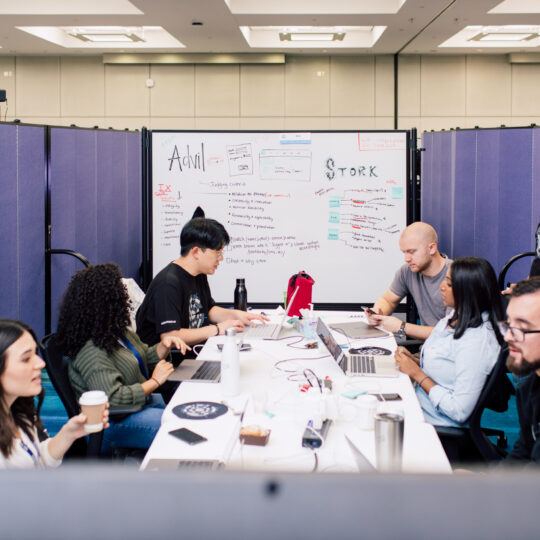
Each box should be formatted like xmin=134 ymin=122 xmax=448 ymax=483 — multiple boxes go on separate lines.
xmin=56 ymin=263 xmax=188 ymax=452
xmin=0 ymin=319 xmax=108 ymax=468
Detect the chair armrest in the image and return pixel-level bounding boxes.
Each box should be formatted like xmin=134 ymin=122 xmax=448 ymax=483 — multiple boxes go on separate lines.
xmin=435 ymin=425 xmax=467 ymax=439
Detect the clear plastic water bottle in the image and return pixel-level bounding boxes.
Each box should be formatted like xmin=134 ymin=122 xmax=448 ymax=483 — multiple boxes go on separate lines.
xmin=234 ymin=278 xmax=247 ymax=311
xmin=221 ymin=328 xmax=240 ymax=398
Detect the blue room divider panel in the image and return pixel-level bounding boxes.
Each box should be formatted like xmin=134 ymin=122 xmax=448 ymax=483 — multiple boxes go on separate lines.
xmin=0 ymin=124 xmax=46 ymax=337
xmin=422 ymin=127 xmax=539 ymax=283
xmin=49 ymin=128 xmax=142 ymax=330
xmin=452 ymin=130 xmax=477 ymax=258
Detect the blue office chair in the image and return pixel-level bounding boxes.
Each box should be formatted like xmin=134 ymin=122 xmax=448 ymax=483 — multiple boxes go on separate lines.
xmin=40 ymin=333 xmax=142 ymax=459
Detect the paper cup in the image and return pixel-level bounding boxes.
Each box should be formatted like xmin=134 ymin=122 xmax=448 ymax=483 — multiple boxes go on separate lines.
xmin=356 ymin=394 xmax=378 ymax=430
xmin=79 ymin=391 xmax=108 ymax=433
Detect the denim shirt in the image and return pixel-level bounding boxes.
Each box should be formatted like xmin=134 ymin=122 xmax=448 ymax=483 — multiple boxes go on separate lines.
xmin=416 ymin=312 xmax=500 ymax=427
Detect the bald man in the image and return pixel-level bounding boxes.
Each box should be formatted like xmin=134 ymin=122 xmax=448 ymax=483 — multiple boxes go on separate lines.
xmin=369 ymin=222 xmax=451 ymax=330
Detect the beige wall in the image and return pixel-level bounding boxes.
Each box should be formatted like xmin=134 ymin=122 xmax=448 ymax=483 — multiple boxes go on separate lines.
xmin=1 ymin=54 xmax=540 ymax=132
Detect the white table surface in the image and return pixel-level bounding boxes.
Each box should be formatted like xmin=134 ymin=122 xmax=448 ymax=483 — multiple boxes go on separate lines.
xmin=141 ymin=311 xmax=452 ymax=474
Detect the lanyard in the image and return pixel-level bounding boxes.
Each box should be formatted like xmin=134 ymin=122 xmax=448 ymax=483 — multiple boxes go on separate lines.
xmin=20 ymin=438 xmax=41 ymax=468
xmin=121 ymin=337 xmax=148 ymax=378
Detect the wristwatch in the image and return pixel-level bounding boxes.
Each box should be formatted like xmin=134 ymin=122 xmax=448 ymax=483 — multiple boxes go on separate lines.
xmin=396 ymin=321 xmax=407 ymax=340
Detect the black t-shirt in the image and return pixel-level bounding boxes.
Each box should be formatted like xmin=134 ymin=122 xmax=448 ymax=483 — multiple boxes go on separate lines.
xmin=136 ymin=262 xmax=216 ymax=346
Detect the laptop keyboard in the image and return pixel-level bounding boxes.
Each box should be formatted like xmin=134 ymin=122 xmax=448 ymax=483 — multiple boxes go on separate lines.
xmin=176 ymin=460 xmax=222 ymax=470
xmin=244 ymin=323 xmax=278 ymax=338
xmin=192 ymin=361 xmax=221 ymax=381
xmin=350 ymin=354 xmax=376 ymax=374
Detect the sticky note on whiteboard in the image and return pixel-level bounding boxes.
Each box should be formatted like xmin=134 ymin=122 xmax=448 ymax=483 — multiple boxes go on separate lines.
xmin=392 ymin=187 xmax=404 ymax=199
xmin=329 ymin=196 xmax=341 ymax=208
xmin=328 ymin=229 xmax=339 ymax=240
xmin=328 ymin=212 xmax=340 ymax=224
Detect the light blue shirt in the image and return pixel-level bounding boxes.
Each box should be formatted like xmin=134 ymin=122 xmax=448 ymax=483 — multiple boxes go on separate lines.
xmin=416 ymin=312 xmax=500 ymax=427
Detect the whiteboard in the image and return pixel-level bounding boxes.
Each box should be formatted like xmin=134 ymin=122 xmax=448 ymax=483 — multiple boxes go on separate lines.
xmin=150 ymin=131 xmax=409 ymax=305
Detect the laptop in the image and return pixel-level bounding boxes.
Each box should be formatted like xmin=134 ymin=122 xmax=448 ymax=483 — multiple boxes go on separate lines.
xmin=142 ymin=406 xmax=242 ymax=472
xmin=168 ymin=358 xmax=221 ymax=383
xmin=344 ymin=435 xmax=377 ymax=472
xmin=316 ymin=318 xmax=398 ymax=378
xmin=329 ymin=321 xmax=388 ymax=339
xmin=243 ymin=286 xmax=300 ymax=339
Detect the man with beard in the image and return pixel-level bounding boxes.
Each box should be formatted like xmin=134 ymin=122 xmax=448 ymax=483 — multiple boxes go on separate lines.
xmin=366 ymin=222 xmax=451 ymax=340
xmin=500 ymin=277 xmax=540 ymax=464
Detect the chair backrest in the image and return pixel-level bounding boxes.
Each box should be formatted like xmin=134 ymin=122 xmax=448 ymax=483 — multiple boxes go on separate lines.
xmin=40 ymin=333 xmax=80 ymax=418
xmin=467 ymin=344 xmax=514 ymax=460
xmin=40 ymin=333 xmax=105 ymax=458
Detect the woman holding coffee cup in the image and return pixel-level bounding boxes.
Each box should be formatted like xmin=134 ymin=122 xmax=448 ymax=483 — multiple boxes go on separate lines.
xmin=56 ymin=263 xmax=189 ymax=452
xmin=0 ymin=319 xmax=109 ymax=469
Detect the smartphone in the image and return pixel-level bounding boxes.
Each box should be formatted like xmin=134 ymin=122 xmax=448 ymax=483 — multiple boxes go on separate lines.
xmin=168 ymin=427 xmax=207 ymax=445
xmin=370 ymin=393 xmax=402 ymax=402
xmin=361 ymin=305 xmax=376 ymax=316
xmin=217 ymin=343 xmax=252 ymax=352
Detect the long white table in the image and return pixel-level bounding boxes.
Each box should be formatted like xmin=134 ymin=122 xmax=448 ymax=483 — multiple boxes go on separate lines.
xmin=141 ymin=312 xmax=451 ymax=474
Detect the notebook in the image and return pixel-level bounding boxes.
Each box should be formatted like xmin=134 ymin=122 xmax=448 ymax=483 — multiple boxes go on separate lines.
xmin=316 ymin=318 xmax=398 ymax=378
xmin=243 ymin=286 xmax=300 ymax=339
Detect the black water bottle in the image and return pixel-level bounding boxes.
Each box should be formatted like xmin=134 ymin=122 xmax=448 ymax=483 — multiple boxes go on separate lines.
xmin=234 ymin=278 xmax=247 ymax=311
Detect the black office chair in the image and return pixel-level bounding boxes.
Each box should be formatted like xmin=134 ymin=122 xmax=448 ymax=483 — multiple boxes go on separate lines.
xmin=435 ymin=344 xmax=515 ymax=464
xmin=40 ymin=333 xmax=142 ymax=459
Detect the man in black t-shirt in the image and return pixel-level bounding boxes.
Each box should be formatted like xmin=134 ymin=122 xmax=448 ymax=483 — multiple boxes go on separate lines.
xmin=502 ymin=277 xmax=540 ymax=464
xmin=136 ymin=217 xmax=266 ymax=348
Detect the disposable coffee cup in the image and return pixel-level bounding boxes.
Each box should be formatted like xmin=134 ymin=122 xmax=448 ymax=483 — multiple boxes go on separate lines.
xmin=374 ymin=412 xmax=404 ymax=472
xmin=79 ymin=391 xmax=108 ymax=433
xmin=356 ymin=394 xmax=378 ymax=430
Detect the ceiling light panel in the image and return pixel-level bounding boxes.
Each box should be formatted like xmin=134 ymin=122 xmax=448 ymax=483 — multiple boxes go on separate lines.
xmin=0 ymin=0 xmax=142 ymax=14
xmin=489 ymin=0 xmax=540 ymax=14
xmin=241 ymin=26 xmax=385 ymax=48
xmin=226 ymin=0 xmax=405 ymax=14
xmin=440 ymin=25 xmax=540 ymax=48
xmin=16 ymin=26 xmax=185 ymax=48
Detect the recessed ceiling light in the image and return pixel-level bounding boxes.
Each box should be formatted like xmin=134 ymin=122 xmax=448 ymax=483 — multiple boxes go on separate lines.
xmin=73 ymin=33 xmax=144 ymax=43
xmin=280 ymin=32 xmax=344 ymax=41
xmin=471 ymin=32 xmax=537 ymax=41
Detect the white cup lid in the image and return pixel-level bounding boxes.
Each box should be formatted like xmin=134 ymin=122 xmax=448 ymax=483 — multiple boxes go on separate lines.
xmin=79 ymin=390 xmax=108 ymax=406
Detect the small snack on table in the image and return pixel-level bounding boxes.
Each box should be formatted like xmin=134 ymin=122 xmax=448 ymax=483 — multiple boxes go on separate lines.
xmin=239 ymin=425 xmax=271 ymax=446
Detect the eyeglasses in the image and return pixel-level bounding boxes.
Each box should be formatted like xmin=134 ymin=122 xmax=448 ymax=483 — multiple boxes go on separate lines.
xmin=205 ymin=248 xmax=224 ymax=260
xmin=497 ymin=321 xmax=540 ymax=343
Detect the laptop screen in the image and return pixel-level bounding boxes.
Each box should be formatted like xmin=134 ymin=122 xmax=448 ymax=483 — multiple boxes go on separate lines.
xmin=316 ymin=318 xmax=345 ymax=366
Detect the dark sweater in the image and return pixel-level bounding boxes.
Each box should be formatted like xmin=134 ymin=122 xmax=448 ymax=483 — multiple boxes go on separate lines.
xmin=505 ymin=373 xmax=540 ymax=465
xmin=68 ymin=330 xmax=161 ymax=408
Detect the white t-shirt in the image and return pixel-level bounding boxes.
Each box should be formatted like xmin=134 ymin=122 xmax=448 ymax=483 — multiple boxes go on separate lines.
xmin=0 ymin=428 xmax=62 ymax=470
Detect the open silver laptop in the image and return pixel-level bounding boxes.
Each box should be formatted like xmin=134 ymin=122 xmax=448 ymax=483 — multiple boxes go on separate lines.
xmin=143 ymin=411 xmax=241 ymax=472
xmin=329 ymin=321 xmax=388 ymax=339
xmin=317 ymin=318 xmax=398 ymax=378
xmin=243 ymin=286 xmax=299 ymax=339
xmin=168 ymin=359 xmax=220 ymax=383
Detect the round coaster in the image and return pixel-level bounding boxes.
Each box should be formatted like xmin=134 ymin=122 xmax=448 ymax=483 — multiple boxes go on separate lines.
xmin=349 ymin=346 xmax=392 ymax=356
xmin=172 ymin=401 xmax=228 ymax=420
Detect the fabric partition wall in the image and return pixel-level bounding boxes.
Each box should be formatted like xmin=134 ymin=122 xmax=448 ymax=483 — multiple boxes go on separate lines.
xmin=421 ymin=128 xmax=540 ymax=284
xmin=0 ymin=123 xmax=46 ymax=337
xmin=49 ymin=128 xmax=142 ymax=331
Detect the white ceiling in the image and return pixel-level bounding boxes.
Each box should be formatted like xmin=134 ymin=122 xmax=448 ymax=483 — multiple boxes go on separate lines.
xmin=2 ymin=0 xmax=540 ymax=56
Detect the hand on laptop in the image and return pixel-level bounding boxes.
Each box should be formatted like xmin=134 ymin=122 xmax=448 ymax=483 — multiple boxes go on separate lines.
xmin=234 ymin=311 xmax=270 ymax=327
xmin=151 ymin=359 xmax=175 ymax=385
xmin=156 ymin=334 xmax=190 ymax=359
xmin=394 ymin=347 xmax=422 ymax=378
